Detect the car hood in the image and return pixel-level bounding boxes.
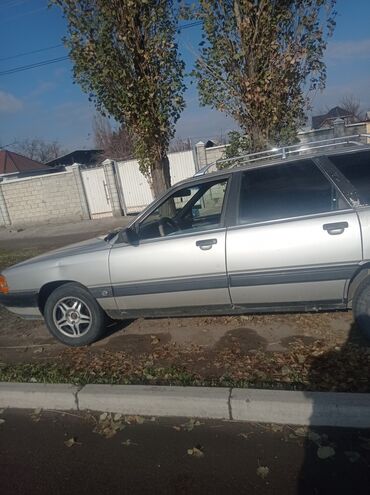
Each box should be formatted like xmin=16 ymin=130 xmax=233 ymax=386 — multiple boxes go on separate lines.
xmin=6 ymin=236 xmax=111 ymax=271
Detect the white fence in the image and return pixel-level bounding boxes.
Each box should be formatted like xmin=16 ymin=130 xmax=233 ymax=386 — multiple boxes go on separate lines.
xmin=117 ymin=149 xmax=196 ymax=213
xmin=0 ymin=150 xmax=197 ymax=227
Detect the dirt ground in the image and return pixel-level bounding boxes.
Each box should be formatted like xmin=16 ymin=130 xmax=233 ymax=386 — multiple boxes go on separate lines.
xmin=0 ymin=293 xmax=358 ymax=364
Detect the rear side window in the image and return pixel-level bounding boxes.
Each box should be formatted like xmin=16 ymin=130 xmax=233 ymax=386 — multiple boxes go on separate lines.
xmin=238 ymin=159 xmax=346 ymax=225
xmin=329 ymin=151 xmax=370 ymax=204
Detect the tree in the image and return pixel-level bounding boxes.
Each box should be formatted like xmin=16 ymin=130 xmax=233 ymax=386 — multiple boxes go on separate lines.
xmin=52 ymin=0 xmax=185 ymax=198
xmin=189 ymin=0 xmax=337 ymax=151
xmin=340 ymin=94 xmax=364 ymax=121
xmin=93 ymin=115 xmax=133 ymax=160
xmin=169 ymin=137 xmax=192 ymax=152
xmin=14 ymin=138 xmax=65 ymax=163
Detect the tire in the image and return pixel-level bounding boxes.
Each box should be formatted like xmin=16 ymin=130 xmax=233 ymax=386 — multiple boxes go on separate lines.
xmin=353 ymin=277 xmax=370 ymax=340
xmin=44 ymin=283 xmax=106 ymax=347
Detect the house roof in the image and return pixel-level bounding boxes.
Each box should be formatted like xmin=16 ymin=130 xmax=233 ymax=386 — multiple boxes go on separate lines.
xmin=0 ymin=150 xmax=46 ymax=175
xmin=46 ymin=149 xmax=103 ymax=167
xmin=312 ymin=106 xmax=353 ymax=130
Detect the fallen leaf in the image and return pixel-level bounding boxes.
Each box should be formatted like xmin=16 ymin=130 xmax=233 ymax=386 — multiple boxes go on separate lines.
xmin=292 ymin=427 xmax=307 ymax=439
xmin=151 ymin=336 xmax=160 ymax=345
xmin=99 ymin=412 xmax=108 ymax=422
xmin=345 ymin=451 xmax=361 ymax=463
xmin=308 ymin=431 xmax=322 ymax=445
xmin=239 ymin=433 xmax=250 ymax=440
xmin=187 ymin=446 xmax=204 ymax=458
xmin=181 ymin=419 xmax=202 ymax=432
xmin=122 ymin=439 xmax=137 ymax=446
xmin=317 ymin=446 xmax=335 ymax=459
xmin=64 ymin=437 xmax=80 ymax=448
xmin=114 ymin=413 xmax=122 ymax=421
xmin=257 ymin=466 xmax=269 ymax=479
xmin=173 ymin=426 xmax=181 ymax=431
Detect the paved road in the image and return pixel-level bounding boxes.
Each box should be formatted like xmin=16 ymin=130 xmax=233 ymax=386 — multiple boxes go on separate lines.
xmin=0 ymin=409 xmax=369 ymax=494
xmin=0 ymin=216 xmax=131 ymax=250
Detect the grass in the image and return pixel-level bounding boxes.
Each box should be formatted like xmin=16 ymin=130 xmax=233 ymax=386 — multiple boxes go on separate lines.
xmin=0 ymin=361 xmax=309 ymax=390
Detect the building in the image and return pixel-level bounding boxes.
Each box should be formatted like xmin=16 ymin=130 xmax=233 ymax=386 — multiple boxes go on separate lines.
xmin=311 ymin=106 xmax=358 ymax=130
xmin=0 ymin=149 xmax=49 ymax=179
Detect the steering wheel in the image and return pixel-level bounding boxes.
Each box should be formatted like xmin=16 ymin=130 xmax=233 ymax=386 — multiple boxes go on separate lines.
xmin=158 ymin=217 xmax=179 ymax=237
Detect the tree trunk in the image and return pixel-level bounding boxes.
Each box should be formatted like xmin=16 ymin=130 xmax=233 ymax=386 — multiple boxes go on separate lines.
xmin=150 ymin=154 xmax=171 ymax=199
xmin=249 ymin=126 xmax=267 ymax=152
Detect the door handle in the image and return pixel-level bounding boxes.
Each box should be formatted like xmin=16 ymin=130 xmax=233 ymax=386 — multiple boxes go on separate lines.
xmin=323 ymin=221 xmax=349 ymax=235
xmin=103 ymin=181 xmax=111 ymax=204
xmin=196 ymin=238 xmax=217 ymax=250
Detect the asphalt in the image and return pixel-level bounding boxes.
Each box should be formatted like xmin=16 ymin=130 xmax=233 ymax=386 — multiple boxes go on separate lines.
xmin=0 ymin=216 xmax=132 ymax=250
xmin=0 ymin=409 xmax=369 ymax=495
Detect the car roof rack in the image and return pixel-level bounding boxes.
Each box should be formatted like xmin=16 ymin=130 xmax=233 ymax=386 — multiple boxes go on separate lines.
xmin=194 ymin=133 xmax=370 ymax=176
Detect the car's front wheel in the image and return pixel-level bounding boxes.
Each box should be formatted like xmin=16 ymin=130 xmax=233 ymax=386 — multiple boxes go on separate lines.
xmin=44 ymin=283 xmax=106 ymax=346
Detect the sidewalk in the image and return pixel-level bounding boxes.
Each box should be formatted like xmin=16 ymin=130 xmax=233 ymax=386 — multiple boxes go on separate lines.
xmin=0 ymin=216 xmax=132 ymax=250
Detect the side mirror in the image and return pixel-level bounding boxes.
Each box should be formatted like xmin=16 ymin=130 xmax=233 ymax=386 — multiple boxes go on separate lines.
xmin=120 ymin=227 xmax=140 ymax=245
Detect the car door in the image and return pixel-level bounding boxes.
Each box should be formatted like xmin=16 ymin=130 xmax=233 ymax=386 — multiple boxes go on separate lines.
xmin=226 ymin=159 xmax=362 ymax=310
xmin=109 ymin=175 xmax=233 ymax=316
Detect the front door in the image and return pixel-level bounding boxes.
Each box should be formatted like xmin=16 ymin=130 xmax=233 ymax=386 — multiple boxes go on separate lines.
xmin=226 ymin=159 xmax=362 ymax=309
xmin=109 ymin=177 xmax=232 ymax=316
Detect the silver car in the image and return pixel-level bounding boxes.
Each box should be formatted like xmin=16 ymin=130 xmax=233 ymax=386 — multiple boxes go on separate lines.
xmin=1 ymin=146 xmax=370 ymax=347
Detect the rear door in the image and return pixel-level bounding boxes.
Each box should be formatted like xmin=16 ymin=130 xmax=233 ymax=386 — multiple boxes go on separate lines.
xmin=226 ymin=159 xmax=362 ymax=310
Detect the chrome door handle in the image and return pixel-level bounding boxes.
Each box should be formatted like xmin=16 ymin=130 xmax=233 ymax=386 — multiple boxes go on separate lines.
xmin=323 ymin=221 xmax=348 ymax=235
xmin=196 ymin=238 xmax=217 ymax=250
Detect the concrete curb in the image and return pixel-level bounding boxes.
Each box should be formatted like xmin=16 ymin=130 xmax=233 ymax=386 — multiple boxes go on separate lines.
xmin=1 ymin=382 xmax=370 ymax=428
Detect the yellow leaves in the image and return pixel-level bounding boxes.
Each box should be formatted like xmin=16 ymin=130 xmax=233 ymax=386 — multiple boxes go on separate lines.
xmin=187 ymin=446 xmax=204 ymax=458
xmin=256 ymin=466 xmax=269 ymax=479
xmin=64 ymin=437 xmax=81 ymax=447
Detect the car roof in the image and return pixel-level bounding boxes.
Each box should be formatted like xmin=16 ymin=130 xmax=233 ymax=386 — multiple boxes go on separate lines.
xmin=175 ymin=144 xmax=370 ymax=188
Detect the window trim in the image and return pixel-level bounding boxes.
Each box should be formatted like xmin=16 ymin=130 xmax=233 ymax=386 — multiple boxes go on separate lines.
xmin=130 ymin=173 xmax=234 ymax=243
xmin=229 ymin=207 xmax=355 ymax=232
xmin=321 ymin=152 xmax=370 ymax=208
xmin=235 ymin=158 xmax=353 ymax=227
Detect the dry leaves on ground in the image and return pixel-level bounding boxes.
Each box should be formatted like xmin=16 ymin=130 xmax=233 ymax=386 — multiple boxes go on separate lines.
xmin=256 ymin=466 xmax=269 ymax=479
xmin=187 ymin=446 xmax=204 ymax=458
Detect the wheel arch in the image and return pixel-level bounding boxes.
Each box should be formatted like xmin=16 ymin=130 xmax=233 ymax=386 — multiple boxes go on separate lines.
xmin=38 ymin=280 xmax=90 ymax=315
xmin=347 ymin=264 xmax=370 ymax=306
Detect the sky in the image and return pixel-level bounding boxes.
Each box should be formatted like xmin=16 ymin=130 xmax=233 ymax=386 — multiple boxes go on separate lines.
xmin=0 ymin=0 xmax=369 ymax=151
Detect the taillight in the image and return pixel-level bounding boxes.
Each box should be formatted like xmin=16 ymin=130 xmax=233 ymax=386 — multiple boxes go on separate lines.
xmin=0 ymin=275 xmax=9 ymax=294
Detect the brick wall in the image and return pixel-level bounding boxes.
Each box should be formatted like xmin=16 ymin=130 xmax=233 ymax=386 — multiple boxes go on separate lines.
xmin=0 ymin=168 xmax=90 ymax=227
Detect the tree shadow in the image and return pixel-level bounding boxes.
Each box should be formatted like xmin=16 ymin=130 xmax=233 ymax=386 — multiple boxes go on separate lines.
xmin=297 ymin=321 xmax=370 ymax=494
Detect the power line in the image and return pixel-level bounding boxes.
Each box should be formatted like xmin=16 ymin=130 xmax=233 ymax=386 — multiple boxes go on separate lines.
xmin=0 ymin=44 xmax=64 ymax=62
xmin=0 ymin=56 xmax=69 ymax=76
xmin=0 ymin=20 xmax=201 ymax=63
xmin=0 ymin=20 xmax=202 ymax=77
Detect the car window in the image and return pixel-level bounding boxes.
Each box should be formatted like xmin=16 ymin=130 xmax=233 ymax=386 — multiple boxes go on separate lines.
xmin=238 ymin=159 xmax=347 ymax=225
xmin=138 ymin=178 xmax=229 ymax=240
xmin=329 ymin=151 xmax=370 ymax=204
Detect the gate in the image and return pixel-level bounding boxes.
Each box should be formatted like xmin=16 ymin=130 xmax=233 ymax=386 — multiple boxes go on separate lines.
xmin=81 ymin=167 xmax=113 ymax=219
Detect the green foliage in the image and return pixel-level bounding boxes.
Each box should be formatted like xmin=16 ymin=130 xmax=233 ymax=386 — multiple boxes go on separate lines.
xmin=190 ymin=0 xmax=337 ymax=151
xmin=51 ymin=0 xmax=186 ymax=196
xmin=223 ymin=131 xmax=250 ymax=159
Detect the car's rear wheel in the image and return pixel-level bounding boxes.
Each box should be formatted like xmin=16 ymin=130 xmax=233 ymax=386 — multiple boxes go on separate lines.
xmin=44 ymin=283 xmax=106 ymax=346
xmin=353 ymin=277 xmax=370 ymax=340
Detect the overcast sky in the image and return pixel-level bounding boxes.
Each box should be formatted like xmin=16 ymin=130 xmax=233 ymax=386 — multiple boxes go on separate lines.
xmin=0 ymin=0 xmax=369 ymax=151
